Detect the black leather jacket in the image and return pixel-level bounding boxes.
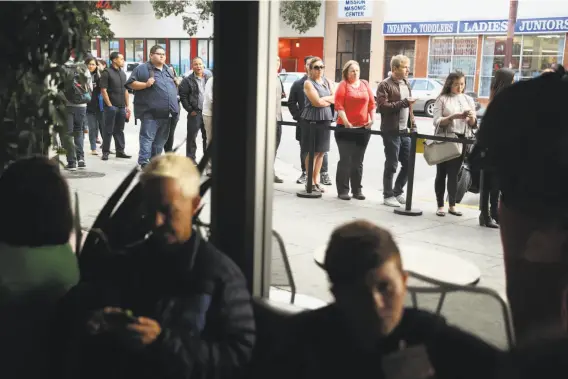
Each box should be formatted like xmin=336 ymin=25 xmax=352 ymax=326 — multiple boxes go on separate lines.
xmin=179 ymin=72 xmax=212 ymax=116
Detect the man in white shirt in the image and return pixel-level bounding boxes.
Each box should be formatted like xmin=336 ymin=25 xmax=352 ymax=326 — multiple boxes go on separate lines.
xmin=202 ymin=77 xmax=213 ymax=175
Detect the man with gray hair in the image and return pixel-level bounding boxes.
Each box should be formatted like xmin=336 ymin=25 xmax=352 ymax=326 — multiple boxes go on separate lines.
xmin=376 ymin=55 xmax=417 ymax=208
xmin=57 ymin=153 xmax=256 ymax=379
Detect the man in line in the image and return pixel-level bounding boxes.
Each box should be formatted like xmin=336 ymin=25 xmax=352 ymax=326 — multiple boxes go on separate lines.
xmin=63 ymin=55 xmax=92 ymax=171
xmin=275 ymin=57 xmax=285 ymax=183
xmin=376 ymin=54 xmax=416 ymax=208
xmin=56 ymin=154 xmax=256 ymax=379
xmin=287 ymin=55 xmax=332 ymax=185
xmin=126 ymin=45 xmax=179 ymax=168
xmin=202 ymin=75 xmax=214 ymax=175
xmin=100 ymin=51 xmax=131 ymax=161
xmin=179 ymin=57 xmax=212 ymax=163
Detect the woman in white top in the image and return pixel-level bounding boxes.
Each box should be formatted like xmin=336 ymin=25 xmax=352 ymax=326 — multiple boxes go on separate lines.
xmin=432 ymin=72 xmax=477 ymax=217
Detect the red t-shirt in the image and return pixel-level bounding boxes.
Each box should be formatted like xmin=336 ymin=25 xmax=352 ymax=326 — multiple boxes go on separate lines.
xmin=334 ymin=80 xmax=376 ymax=127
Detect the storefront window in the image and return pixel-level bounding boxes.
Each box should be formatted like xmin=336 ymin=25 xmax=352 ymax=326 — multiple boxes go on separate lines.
xmin=198 ymin=39 xmax=209 ymax=68
xmin=100 ymin=40 xmax=110 ymax=62
xmin=147 ymin=39 xmax=166 ymax=58
xmin=90 ymin=39 xmax=98 ymax=57
xmin=170 ymin=40 xmax=180 ymax=74
xmin=125 ymin=40 xmax=135 ymax=62
xmin=427 ymin=36 xmax=477 ymax=92
xmin=180 ymin=40 xmax=191 ymax=75
xmin=479 ymin=34 xmax=563 ymax=97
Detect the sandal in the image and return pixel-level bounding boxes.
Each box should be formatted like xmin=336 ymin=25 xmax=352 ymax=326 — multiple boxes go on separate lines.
xmin=436 ymin=209 xmax=446 ymax=217
xmin=448 ymin=209 xmax=463 ymax=217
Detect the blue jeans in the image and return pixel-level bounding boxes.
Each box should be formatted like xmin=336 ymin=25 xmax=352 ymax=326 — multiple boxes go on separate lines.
xmin=65 ymin=106 xmax=86 ymax=164
xmin=86 ymin=111 xmax=104 ymax=151
xmin=103 ymin=106 xmax=126 ymax=154
xmin=138 ymin=116 xmax=171 ymax=165
xmin=382 ymin=134 xmax=410 ymax=198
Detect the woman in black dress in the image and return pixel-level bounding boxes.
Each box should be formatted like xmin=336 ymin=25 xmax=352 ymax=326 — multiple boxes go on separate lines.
xmin=301 ymin=57 xmax=335 ymax=193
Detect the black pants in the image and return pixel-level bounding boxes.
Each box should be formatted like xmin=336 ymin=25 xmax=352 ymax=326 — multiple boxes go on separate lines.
xmin=186 ymin=112 xmax=206 ymax=161
xmin=435 ymin=155 xmax=463 ymax=207
xmin=335 ymin=132 xmax=370 ymax=195
xmin=480 ymin=171 xmax=499 ymax=215
xmin=164 ymin=115 xmax=180 ymax=152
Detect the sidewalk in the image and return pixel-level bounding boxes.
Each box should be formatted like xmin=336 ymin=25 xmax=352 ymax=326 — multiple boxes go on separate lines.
xmin=64 ymin=111 xmax=508 ymax=349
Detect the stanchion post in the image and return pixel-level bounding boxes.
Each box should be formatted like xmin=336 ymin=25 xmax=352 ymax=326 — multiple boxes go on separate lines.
xmin=297 ymin=121 xmax=322 ymax=199
xmin=394 ymin=131 xmax=423 ymax=216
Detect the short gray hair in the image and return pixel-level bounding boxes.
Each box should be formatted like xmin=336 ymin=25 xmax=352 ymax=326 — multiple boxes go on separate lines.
xmin=140 ymin=153 xmax=200 ymax=199
xmin=391 ymin=55 xmax=410 ymax=71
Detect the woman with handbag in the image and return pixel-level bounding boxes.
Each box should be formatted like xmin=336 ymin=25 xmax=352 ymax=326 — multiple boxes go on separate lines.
xmin=432 ymin=72 xmax=477 ymax=217
xmin=333 ymin=60 xmax=376 ymax=200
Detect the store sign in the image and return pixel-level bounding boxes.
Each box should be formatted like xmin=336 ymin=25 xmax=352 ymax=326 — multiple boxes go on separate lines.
xmin=338 ymin=0 xmax=373 ymax=19
xmin=384 ymin=21 xmax=458 ymax=35
xmin=460 ymin=17 xmax=568 ymax=34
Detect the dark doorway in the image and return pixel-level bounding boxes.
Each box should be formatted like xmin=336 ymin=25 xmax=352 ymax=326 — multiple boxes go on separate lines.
xmin=384 ymin=40 xmax=416 ymax=79
xmin=336 ymin=23 xmax=372 ymax=82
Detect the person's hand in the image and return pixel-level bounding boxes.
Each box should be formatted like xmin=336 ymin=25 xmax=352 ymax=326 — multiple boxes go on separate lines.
xmin=365 ymin=120 xmax=373 ymax=129
xmin=190 ymin=111 xmax=197 ymax=116
xmin=127 ymin=316 xmax=162 ymax=345
xmin=465 ymin=110 xmax=475 ymax=119
xmin=406 ymin=97 xmax=416 ymax=104
xmin=146 ymin=78 xmax=155 ymax=88
xmin=345 ymin=122 xmax=353 ymax=128
xmin=451 ymin=112 xmax=466 ymax=120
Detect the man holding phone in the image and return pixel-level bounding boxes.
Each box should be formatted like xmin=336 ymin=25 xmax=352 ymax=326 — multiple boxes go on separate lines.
xmin=376 ymin=55 xmax=417 ymax=208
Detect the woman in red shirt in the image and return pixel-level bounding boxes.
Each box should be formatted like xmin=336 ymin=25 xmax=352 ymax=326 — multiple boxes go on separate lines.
xmin=334 ymin=60 xmax=376 ymax=200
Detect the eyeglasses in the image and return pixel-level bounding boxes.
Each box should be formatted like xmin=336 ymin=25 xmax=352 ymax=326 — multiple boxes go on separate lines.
xmin=312 ymin=65 xmax=325 ymax=70
xmin=153 ymin=53 xmax=165 ymax=56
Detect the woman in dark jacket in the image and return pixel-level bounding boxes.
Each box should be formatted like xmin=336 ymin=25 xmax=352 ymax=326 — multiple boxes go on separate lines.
xmin=478 ymin=68 xmax=515 ymax=228
xmin=85 ymin=57 xmax=104 ymax=155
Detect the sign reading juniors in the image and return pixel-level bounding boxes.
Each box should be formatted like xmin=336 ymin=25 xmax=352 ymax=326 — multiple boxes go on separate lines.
xmin=458 ymin=17 xmax=568 ymax=34
xmin=338 ymin=0 xmax=373 ymax=18
xmin=383 ymin=21 xmax=458 ymax=35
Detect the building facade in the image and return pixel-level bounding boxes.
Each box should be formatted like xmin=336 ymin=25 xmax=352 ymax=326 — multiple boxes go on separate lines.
xmin=93 ymin=0 xmax=568 ymax=99
xmin=91 ymin=1 xmax=325 ymax=76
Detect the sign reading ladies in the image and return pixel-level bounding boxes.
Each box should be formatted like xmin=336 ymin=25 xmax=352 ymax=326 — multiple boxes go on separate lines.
xmin=338 ymin=0 xmax=373 ymax=18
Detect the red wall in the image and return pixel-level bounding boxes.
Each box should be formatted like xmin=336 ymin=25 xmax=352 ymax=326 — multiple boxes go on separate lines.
xmin=278 ymin=37 xmax=324 ymax=73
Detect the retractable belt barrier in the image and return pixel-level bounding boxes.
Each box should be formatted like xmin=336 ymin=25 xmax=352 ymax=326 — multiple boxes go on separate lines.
xmin=278 ymin=120 xmax=476 ymax=217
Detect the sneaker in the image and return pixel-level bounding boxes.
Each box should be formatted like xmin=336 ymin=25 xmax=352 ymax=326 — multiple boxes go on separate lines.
xmin=274 ymin=175 xmax=284 ymax=184
xmin=65 ymin=163 xmax=77 ymax=171
xmin=384 ymin=197 xmax=401 ymax=207
xmin=78 ymin=160 xmax=86 ymax=169
xmin=297 ymin=172 xmax=307 ymax=184
xmin=91 ymin=150 xmax=99 ymax=156
xmin=396 ymin=195 xmax=406 ymax=204
xmin=320 ymin=172 xmax=332 ymax=186
xmin=101 ymin=153 xmax=109 ymax=161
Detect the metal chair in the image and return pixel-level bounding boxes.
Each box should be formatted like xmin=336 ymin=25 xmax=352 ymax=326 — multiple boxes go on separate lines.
xmin=271 ymin=230 xmax=297 ymax=305
xmin=407 ymin=276 xmax=515 ymax=349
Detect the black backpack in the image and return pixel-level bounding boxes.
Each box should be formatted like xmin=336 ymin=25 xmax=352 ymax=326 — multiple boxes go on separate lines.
xmin=64 ymin=63 xmax=92 ymax=105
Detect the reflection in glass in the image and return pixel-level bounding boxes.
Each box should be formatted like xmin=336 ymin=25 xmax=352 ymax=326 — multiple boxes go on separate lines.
xmin=198 ymin=39 xmax=209 ymax=68
xmin=521 ymin=55 xmax=562 ymax=78
xmin=147 ymin=40 xmax=156 ymax=58
xmin=109 ymin=39 xmax=120 ymax=55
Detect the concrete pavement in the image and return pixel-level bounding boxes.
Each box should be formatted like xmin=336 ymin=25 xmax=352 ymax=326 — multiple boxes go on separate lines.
xmin=63 ymin=104 xmax=508 ymax=348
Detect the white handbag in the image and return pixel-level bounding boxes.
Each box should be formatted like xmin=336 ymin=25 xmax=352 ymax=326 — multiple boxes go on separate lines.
xmin=423 ymin=127 xmax=462 ymax=166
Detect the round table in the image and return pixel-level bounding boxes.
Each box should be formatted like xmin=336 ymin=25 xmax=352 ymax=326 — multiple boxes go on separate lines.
xmin=313 ymin=246 xmax=481 ymax=287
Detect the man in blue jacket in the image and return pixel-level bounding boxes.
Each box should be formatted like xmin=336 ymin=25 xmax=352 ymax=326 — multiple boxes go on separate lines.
xmin=287 ymin=55 xmax=332 ymax=186
xmin=126 ymin=45 xmax=179 ymax=168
